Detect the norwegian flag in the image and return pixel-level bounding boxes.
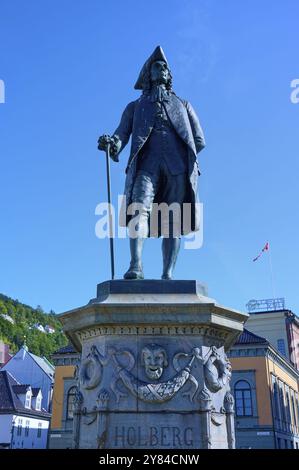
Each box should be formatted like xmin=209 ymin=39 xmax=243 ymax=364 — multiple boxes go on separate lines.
xmin=253 ymin=242 xmax=269 ymax=262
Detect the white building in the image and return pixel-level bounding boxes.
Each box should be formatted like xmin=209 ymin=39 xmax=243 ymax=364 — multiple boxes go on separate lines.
xmin=33 ymin=323 xmax=46 ymax=333
xmin=0 ymin=313 xmax=15 ymax=324
xmin=0 ymin=371 xmax=50 ymax=449
xmin=45 ymin=325 xmax=55 ymax=334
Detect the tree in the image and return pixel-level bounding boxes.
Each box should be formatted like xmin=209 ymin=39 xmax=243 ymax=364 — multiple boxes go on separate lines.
xmin=0 ymin=294 xmax=67 ymax=360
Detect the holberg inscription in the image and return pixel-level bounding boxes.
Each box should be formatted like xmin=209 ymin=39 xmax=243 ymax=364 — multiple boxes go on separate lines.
xmin=114 ymin=425 xmax=194 ymax=448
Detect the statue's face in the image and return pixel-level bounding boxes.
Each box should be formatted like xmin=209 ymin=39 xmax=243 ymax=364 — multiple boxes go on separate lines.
xmin=142 ymin=346 xmax=167 ymax=380
xmin=150 ymin=60 xmax=170 ymax=85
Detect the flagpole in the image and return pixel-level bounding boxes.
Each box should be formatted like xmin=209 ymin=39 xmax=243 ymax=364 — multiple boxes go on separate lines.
xmin=268 ymin=245 xmax=276 ymax=299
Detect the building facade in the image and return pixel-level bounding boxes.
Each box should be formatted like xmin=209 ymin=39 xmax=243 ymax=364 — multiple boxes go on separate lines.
xmin=1 ymin=345 xmax=55 ymax=412
xmin=245 ymin=302 xmax=299 ymax=370
xmin=0 ymin=370 xmax=50 ymax=449
xmin=229 ymin=329 xmax=299 ymax=449
xmin=49 ymin=344 xmax=80 ymax=449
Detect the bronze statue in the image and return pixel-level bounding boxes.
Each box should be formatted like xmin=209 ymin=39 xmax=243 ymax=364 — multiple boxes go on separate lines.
xmin=98 ymin=46 xmax=205 ymax=280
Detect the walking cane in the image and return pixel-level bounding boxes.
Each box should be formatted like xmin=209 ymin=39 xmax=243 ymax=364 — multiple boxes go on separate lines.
xmin=105 ymin=142 xmax=115 ymax=280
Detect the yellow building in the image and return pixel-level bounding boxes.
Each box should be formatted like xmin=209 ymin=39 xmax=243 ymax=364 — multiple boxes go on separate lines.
xmin=49 ymin=344 xmax=80 ymax=449
xmin=229 ymin=329 xmax=299 ymax=449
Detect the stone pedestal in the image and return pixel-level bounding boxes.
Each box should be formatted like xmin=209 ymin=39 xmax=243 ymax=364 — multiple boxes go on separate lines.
xmin=59 ymin=280 xmax=248 ymax=449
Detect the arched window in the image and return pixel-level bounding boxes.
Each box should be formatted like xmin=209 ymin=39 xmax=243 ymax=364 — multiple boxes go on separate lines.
xmin=234 ymin=380 xmax=253 ymax=416
xmin=66 ymin=387 xmax=77 ymax=420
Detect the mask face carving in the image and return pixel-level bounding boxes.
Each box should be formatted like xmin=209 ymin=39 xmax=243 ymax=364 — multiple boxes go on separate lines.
xmin=141 ymin=345 xmax=168 ymax=380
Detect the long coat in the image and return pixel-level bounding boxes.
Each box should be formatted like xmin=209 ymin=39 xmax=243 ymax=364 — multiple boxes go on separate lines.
xmin=114 ymin=92 xmax=205 ymax=235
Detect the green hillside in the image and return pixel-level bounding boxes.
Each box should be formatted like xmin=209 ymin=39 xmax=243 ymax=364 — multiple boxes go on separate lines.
xmin=0 ymin=294 xmax=68 ymax=360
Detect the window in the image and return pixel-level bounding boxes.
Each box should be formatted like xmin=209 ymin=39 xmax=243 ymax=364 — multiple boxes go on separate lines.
xmin=273 ymin=380 xmax=281 ymax=421
xmin=279 ymin=382 xmax=287 ymax=428
xmin=291 ymin=393 xmax=297 ymax=429
xmin=277 ymin=339 xmax=286 ymax=356
xmin=35 ymin=396 xmax=41 ymax=411
xmin=17 ymin=418 xmax=22 ymax=436
xmin=66 ymin=387 xmax=77 ymax=420
xmin=25 ymin=391 xmax=31 ymax=409
xmin=286 ymin=388 xmax=292 ymax=429
xmin=37 ymin=423 xmax=42 ymax=438
xmin=25 ymin=420 xmax=30 ymax=437
xmin=234 ymin=380 xmax=253 ymax=416
xmin=284 ymin=439 xmax=288 ymax=449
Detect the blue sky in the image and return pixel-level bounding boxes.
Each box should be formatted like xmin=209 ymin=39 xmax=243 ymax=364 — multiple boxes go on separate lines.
xmin=0 ymin=0 xmax=298 ymax=315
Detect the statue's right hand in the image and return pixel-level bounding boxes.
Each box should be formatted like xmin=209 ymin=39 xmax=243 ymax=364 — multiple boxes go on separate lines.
xmin=97 ymin=134 xmax=112 ymax=151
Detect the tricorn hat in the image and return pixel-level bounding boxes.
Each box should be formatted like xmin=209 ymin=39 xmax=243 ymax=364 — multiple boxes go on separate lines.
xmin=134 ymin=46 xmax=169 ymax=90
